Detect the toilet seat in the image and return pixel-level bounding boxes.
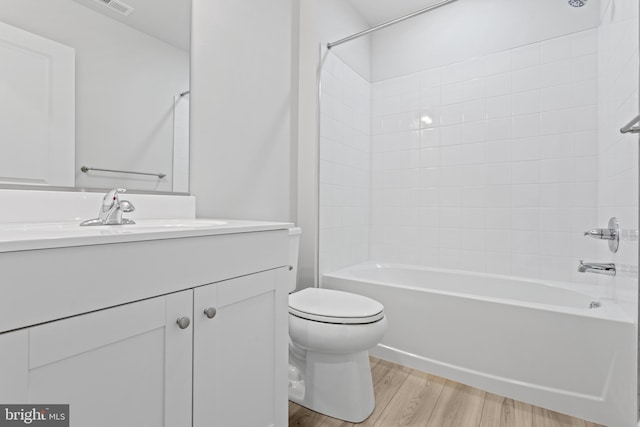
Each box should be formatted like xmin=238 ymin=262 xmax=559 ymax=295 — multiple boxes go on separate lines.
xmin=289 ymin=288 xmax=384 ymax=324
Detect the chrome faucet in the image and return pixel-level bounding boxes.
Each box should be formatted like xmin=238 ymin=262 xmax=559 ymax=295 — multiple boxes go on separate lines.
xmin=80 ymin=188 xmax=136 ymax=226
xmin=583 ymin=217 xmax=620 ymax=253
xmin=578 ymin=260 xmax=616 ymax=276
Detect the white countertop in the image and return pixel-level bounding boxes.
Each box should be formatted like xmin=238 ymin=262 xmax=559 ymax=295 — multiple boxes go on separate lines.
xmin=0 ymin=219 xmax=294 ymax=253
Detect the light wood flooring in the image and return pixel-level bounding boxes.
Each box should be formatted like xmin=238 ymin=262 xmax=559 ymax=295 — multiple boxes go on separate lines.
xmin=289 ymin=357 xmax=605 ymax=427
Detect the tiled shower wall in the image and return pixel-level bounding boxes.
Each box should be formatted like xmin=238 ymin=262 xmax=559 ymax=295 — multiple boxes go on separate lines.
xmin=369 ymin=29 xmax=601 ymax=284
xmin=596 ymin=0 xmax=639 ymax=418
xmin=598 ymin=2 xmax=640 ymax=418
xmin=598 ymin=0 xmax=639 ymax=319
xmin=318 ymin=52 xmax=371 ymax=275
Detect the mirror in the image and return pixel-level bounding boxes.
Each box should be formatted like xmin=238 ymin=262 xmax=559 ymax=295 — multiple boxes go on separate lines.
xmin=0 ymin=0 xmax=191 ymax=193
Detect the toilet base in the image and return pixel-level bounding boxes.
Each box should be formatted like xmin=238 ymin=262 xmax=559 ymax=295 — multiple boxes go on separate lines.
xmin=289 ymin=347 xmax=375 ymax=423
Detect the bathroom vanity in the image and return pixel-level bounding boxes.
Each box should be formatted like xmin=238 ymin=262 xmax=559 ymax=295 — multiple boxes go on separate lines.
xmin=0 ymin=218 xmax=291 ymax=427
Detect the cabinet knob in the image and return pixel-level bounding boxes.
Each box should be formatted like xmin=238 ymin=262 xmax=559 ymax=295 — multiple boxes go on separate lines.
xmin=204 ymin=307 xmax=217 ymax=319
xmin=176 ymin=316 xmax=191 ymax=329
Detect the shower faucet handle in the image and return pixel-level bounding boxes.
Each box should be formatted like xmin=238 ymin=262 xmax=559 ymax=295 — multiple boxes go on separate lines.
xmin=584 ymin=228 xmax=616 ymax=240
xmin=583 ymin=217 xmax=619 ymax=253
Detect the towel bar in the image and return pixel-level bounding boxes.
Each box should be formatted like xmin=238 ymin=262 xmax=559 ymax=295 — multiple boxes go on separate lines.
xmin=81 ymin=166 xmax=166 ymax=179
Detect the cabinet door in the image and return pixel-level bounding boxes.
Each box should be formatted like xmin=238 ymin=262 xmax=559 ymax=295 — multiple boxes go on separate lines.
xmin=193 ymin=268 xmax=288 ymax=427
xmin=24 ymin=291 xmax=193 ymax=427
xmin=0 ymin=329 xmax=28 ymax=403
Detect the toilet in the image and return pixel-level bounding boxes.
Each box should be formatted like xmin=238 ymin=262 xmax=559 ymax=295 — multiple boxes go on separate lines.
xmin=286 ymin=228 xmax=387 ymax=423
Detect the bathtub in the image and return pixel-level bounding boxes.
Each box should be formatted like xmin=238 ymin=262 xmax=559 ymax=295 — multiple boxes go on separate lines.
xmin=322 ymin=262 xmax=636 ymax=427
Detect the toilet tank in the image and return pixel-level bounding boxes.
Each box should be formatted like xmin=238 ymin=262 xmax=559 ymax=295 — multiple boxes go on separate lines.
xmin=288 ymin=227 xmax=302 ymax=293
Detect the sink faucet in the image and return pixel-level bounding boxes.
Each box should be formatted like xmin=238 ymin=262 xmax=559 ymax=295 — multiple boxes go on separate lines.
xmin=80 ymin=188 xmax=136 ymax=226
xmin=578 ymin=260 xmax=616 ymax=276
xmin=99 ymin=188 xmax=135 ymax=224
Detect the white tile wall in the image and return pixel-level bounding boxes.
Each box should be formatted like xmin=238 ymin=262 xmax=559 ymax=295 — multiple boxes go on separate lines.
xmin=319 ymin=52 xmax=371 ymax=275
xmin=597 ymin=0 xmax=639 ymax=320
xmin=598 ymin=2 xmax=639 ymax=422
xmin=318 ymin=16 xmax=638 ymax=317
xmin=370 ymin=29 xmax=600 ymax=283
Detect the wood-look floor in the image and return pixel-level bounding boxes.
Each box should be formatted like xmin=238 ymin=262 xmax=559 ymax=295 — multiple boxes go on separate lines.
xmin=289 ymin=357 xmax=605 ymax=427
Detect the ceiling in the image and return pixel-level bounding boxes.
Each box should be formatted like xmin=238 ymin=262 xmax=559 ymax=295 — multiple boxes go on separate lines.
xmin=346 ymin=0 xmax=448 ymax=26
xmin=71 ymin=0 xmax=190 ymax=51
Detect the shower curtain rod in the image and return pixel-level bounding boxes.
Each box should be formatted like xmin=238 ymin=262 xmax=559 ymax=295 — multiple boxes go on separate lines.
xmin=327 ymin=0 xmax=458 ymax=49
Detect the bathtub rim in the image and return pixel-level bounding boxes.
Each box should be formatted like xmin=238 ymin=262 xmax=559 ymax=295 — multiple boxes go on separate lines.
xmin=322 ymin=261 xmax=632 ymax=324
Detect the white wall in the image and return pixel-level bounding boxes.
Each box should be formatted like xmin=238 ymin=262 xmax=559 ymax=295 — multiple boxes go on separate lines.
xmin=319 ymin=52 xmax=371 ymax=275
xmin=0 ymin=0 xmax=189 ymax=192
xmin=297 ymin=0 xmax=320 ymax=289
xmin=296 ymin=0 xmax=372 ymax=289
xmin=318 ymin=0 xmax=371 ymax=81
xmin=190 ymin=0 xmax=292 ymax=222
xmin=371 ymin=0 xmax=601 ymax=82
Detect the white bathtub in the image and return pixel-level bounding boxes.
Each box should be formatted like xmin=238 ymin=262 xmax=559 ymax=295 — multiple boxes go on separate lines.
xmin=322 ymin=262 xmax=636 ymax=427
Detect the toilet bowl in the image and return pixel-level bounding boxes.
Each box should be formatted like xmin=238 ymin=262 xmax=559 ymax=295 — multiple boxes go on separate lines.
xmin=286 ymin=228 xmax=387 ymax=423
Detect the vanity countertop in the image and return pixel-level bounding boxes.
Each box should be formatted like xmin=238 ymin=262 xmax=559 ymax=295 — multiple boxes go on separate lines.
xmin=0 ymin=219 xmax=293 ymax=253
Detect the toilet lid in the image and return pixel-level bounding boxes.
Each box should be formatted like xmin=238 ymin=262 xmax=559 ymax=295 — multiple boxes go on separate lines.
xmin=289 ymin=288 xmax=384 ymax=324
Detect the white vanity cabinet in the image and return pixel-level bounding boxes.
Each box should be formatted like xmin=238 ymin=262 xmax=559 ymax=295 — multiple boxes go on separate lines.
xmin=0 ymin=224 xmax=290 ymax=427
xmin=0 ymin=291 xmax=194 ymax=427
xmin=193 ymin=268 xmax=288 ymax=427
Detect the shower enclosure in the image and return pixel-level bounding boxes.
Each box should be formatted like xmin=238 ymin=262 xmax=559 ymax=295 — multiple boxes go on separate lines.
xmin=302 ymin=0 xmax=640 ymax=425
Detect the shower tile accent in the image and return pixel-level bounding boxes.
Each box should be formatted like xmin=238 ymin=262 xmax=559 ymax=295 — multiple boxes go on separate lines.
xmin=370 ymin=29 xmax=600 ymax=283
xmin=319 ymin=52 xmax=371 ymax=276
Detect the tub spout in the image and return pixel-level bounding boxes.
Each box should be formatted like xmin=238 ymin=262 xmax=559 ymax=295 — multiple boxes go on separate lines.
xmin=578 ymin=260 xmax=616 ymax=276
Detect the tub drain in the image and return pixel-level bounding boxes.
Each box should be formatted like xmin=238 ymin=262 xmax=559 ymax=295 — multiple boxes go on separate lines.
xmin=589 ymin=301 xmax=601 ymax=309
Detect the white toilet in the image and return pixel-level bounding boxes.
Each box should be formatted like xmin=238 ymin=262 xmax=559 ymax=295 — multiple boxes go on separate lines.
xmin=286 ymin=228 xmax=387 ymax=423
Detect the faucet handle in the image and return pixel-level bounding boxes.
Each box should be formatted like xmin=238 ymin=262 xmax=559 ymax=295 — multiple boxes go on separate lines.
xmin=584 ymin=228 xmax=615 ymax=240
xmin=103 ymin=188 xmax=127 ymax=205
xmin=119 ymin=200 xmax=135 ymax=213
xmin=111 ymin=187 xmax=127 ymax=198
xmin=583 ymin=217 xmax=619 ymax=253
